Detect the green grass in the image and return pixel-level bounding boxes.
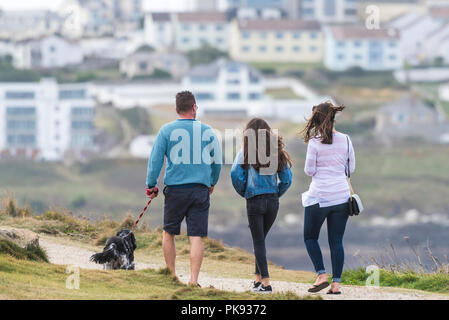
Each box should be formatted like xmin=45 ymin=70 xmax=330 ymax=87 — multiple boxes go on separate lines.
xmin=341 ymin=268 xmax=449 ymax=294
xmin=265 ymin=88 xmax=305 ymax=100
xmin=0 ymin=239 xmax=48 ymax=263
xmin=0 ymin=254 xmax=318 ymax=300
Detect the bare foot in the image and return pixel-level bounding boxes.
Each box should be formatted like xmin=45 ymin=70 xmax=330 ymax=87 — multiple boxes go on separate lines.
xmin=314 ymin=273 xmax=328 ymax=286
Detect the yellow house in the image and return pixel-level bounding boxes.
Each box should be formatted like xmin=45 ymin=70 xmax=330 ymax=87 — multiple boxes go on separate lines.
xmin=230 ymin=19 xmax=324 ymax=63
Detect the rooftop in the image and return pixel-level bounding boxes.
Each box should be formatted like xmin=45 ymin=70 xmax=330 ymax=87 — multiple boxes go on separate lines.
xmin=151 ymin=13 xmax=171 ymax=22
xmin=330 ymin=25 xmax=400 ymax=40
xmin=238 ymin=19 xmax=321 ymax=31
xmin=177 ymin=12 xmax=228 ymax=23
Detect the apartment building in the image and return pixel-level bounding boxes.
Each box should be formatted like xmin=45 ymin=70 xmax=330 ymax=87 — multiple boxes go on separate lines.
xmin=13 ymin=35 xmax=84 ymax=69
xmin=299 ymin=0 xmax=359 ymax=23
xmin=182 ymin=58 xmax=265 ymax=117
xmin=230 ymin=19 xmax=323 ymax=63
xmin=0 ymin=79 xmax=95 ymax=161
xmin=174 ymin=12 xmax=231 ymax=52
xmin=324 ymin=25 xmax=402 ymax=71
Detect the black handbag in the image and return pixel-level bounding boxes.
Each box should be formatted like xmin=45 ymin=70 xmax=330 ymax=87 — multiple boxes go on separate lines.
xmin=345 ymin=136 xmax=363 ymax=216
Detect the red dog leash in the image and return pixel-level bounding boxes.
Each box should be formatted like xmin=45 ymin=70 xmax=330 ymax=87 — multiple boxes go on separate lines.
xmin=133 ymin=189 xmax=158 ymax=228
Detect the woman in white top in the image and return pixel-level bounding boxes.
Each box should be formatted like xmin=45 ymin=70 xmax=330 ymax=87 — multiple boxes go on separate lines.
xmin=301 ymin=102 xmax=355 ymax=295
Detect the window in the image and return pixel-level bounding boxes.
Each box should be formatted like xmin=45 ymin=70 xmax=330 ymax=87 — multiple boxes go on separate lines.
xmin=293 ymin=46 xmax=301 ymax=52
xmin=249 ymin=74 xmax=260 ymax=84
xmin=199 ymin=24 xmax=206 ymax=31
xmin=59 ymin=89 xmax=86 ymax=100
xmin=345 ymin=8 xmax=357 ymax=16
xmin=337 ymin=41 xmax=345 ymax=48
xmin=337 ymin=54 xmax=345 ymax=60
xmin=216 ymin=24 xmax=223 ymax=31
xmin=302 ymin=8 xmax=315 ymax=16
xmin=276 ymin=32 xmax=284 ymax=39
xmin=310 ymin=32 xmax=318 ymax=39
xmin=216 ymin=37 xmax=224 ymax=44
xmin=49 ymin=46 xmax=56 ymax=52
xmin=7 ymin=134 xmax=36 ymax=146
xmin=276 ymin=46 xmax=283 ymax=52
xmin=182 ymin=37 xmax=190 ymax=43
xmin=71 ymin=121 xmax=94 ymax=130
xmin=389 ymin=41 xmax=397 ymax=48
xmin=227 ymin=92 xmax=240 ymax=100
xmin=227 ymin=64 xmax=240 ymax=73
xmin=259 ymin=46 xmax=267 ymax=52
xmin=182 ymin=24 xmax=190 ymax=31
xmin=249 ymin=92 xmax=261 ymax=100
xmin=5 ymin=91 xmax=35 ymax=100
xmin=389 ymin=55 xmax=397 ymax=60
xmin=158 ymin=24 xmax=165 ymax=31
xmin=242 ymin=32 xmax=250 ymax=39
xmin=310 ymin=46 xmax=317 ymax=52
xmin=354 ymin=41 xmax=362 ymax=47
xmin=260 ymin=32 xmax=267 ymax=39
xmin=354 ymin=54 xmax=362 ymax=60
xmin=6 ymin=107 xmax=35 ymax=115
xmin=227 ymin=79 xmax=240 ymax=84
xmin=7 ymin=120 xmax=35 ymax=130
xmin=293 ymin=32 xmax=301 ymax=39
xmin=242 ymin=46 xmax=250 ymax=52
xmin=196 ymin=93 xmax=214 ymax=100
xmin=71 ymin=107 xmax=94 ymax=116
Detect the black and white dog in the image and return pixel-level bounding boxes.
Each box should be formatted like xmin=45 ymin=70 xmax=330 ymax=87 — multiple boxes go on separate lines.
xmin=90 ymin=229 xmax=137 ymax=270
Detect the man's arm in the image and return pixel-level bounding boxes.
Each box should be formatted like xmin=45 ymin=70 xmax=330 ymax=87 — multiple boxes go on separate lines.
xmin=209 ymin=129 xmax=222 ymax=188
xmin=146 ymin=130 xmax=167 ymax=188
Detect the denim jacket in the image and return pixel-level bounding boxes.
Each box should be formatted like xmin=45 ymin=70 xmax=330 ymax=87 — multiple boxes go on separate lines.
xmin=231 ymin=151 xmax=293 ymax=199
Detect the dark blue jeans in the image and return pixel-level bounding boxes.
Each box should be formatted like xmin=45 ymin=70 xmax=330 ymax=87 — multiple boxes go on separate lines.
xmin=246 ymin=193 xmax=279 ymax=279
xmin=303 ymin=202 xmax=349 ymax=282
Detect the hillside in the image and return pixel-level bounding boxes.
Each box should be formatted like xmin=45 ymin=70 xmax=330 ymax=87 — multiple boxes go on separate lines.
xmin=1 ymin=205 xmax=448 ymax=300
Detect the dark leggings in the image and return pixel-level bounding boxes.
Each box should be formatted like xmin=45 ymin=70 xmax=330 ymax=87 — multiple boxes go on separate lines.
xmin=303 ymin=203 xmax=349 ymax=282
xmin=246 ymin=194 xmax=279 ymax=279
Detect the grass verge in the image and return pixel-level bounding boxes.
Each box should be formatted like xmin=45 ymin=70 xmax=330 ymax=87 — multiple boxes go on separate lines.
xmin=0 ymin=254 xmax=319 ymax=300
xmin=341 ymin=268 xmax=449 ymax=294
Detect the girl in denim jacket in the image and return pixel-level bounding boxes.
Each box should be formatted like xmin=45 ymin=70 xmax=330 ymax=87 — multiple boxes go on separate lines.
xmin=231 ymin=118 xmax=293 ymax=293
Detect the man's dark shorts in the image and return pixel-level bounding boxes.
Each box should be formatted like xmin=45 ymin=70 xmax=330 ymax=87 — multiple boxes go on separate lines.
xmin=163 ymin=184 xmax=210 ymax=237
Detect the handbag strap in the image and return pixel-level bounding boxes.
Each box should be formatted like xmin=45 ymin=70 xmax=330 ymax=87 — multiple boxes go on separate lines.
xmin=345 ymin=135 xmax=355 ymax=197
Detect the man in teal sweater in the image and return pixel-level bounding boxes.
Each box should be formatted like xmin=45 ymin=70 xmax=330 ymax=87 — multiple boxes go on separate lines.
xmin=145 ymin=91 xmax=222 ymax=286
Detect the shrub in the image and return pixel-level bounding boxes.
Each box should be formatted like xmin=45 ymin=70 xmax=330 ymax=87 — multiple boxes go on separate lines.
xmin=0 ymin=239 xmax=49 ymax=262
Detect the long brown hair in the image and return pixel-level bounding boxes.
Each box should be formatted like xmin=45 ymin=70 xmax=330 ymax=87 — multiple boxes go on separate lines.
xmin=242 ymin=118 xmax=293 ymax=172
xmin=301 ymin=102 xmax=345 ymax=144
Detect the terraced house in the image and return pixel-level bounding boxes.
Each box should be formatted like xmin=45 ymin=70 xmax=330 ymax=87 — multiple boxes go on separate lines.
xmin=324 ymin=25 xmax=402 ymax=71
xmin=0 ymin=79 xmax=96 ymax=161
xmin=230 ymin=19 xmax=323 ymax=63
xmin=174 ymin=12 xmax=231 ymax=52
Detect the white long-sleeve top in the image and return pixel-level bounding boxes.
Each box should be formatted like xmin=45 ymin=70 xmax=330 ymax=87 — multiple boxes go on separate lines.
xmin=302 ymin=132 xmax=356 ymax=208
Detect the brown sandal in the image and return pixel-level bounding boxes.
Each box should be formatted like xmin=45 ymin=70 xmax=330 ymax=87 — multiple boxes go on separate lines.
xmin=307 ymin=281 xmax=330 ymax=293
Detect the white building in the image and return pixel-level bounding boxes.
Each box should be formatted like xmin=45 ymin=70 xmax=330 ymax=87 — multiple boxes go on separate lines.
xmin=174 ymin=12 xmax=231 ymax=52
xmin=120 ymin=49 xmax=190 ymax=79
xmin=182 ymin=58 xmax=326 ymax=121
xmin=144 ymin=13 xmax=175 ymax=49
xmin=324 ymin=25 xmax=403 ymax=71
xmin=59 ymin=0 xmax=115 ymax=38
xmin=0 ymin=10 xmax=60 ymax=41
xmin=389 ymin=10 xmax=449 ymax=65
xmin=440 ymin=82 xmax=449 ymax=102
xmin=299 ymin=0 xmax=358 ymax=23
xmin=13 ymin=35 xmax=84 ymax=69
xmin=0 ymin=79 xmax=95 ymax=161
xmin=183 ymin=59 xmax=265 ymax=117
xmin=80 ymin=33 xmax=145 ymax=60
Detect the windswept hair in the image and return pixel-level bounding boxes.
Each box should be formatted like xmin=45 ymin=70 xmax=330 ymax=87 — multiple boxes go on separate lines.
xmin=242 ymin=118 xmax=293 ymax=173
xmin=300 ymin=102 xmax=345 ymax=145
